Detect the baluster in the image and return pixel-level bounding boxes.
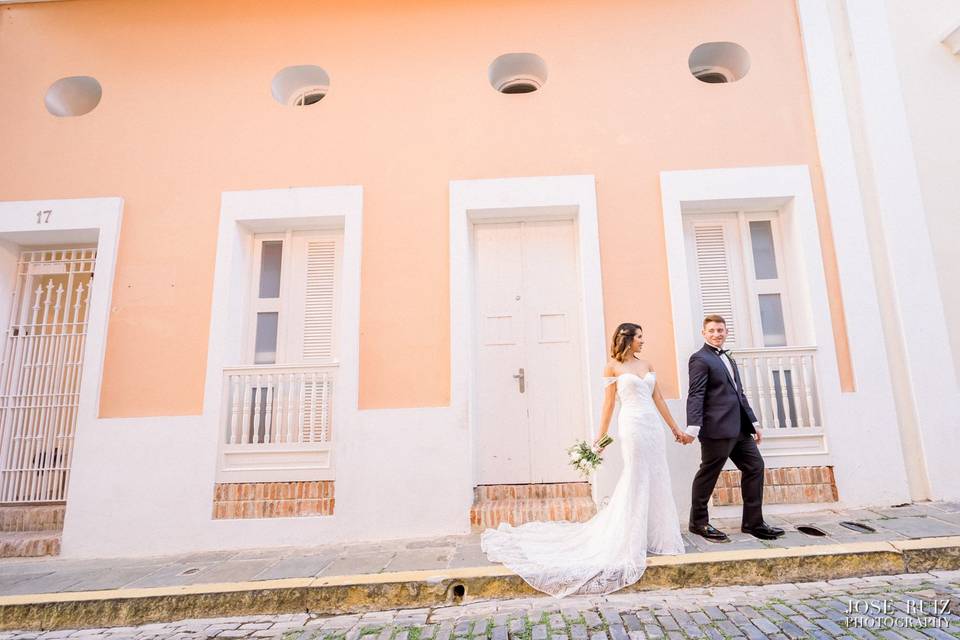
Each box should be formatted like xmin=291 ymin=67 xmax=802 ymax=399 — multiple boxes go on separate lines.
xmin=801 ymin=354 xmax=817 ymax=428
xmin=263 ymin=374 xmax=273 ymax=444
xmin=229 ymin=375 xmax=240 ymax=444
xmin=286 ymin=373 xmax=297 ymax=443
xmin=240 ymin=375 xmax=252 ymax=445
xmin=273 ymin=373 xmax=284 ymax=443
xmin=774 ymin=356 xmax=787 ymax=428
xmin=764 ymin=356 xmax=780 ymax=429
xmin=787 ymin=355 xmax=802 ymax=428
xmin=320 ymin=372 xmax=329 ymax=442
xmin=297 ymin=373 xmax=306 ymax=443
xmin=752 ymin=355 xmax=767 ymax=429
xmin=310 ymin=370 xmax=319 ymax=442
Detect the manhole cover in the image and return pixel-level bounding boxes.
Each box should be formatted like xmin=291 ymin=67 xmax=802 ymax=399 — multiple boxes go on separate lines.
xmin=838 ymin=520 xmax=877 ymax=534
xmin=797 ymin=524 xmax=828 ymax=536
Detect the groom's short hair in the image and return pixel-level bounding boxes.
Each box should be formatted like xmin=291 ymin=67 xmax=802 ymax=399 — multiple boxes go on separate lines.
xmin=703 ymin=314 xmax=727 ymax=328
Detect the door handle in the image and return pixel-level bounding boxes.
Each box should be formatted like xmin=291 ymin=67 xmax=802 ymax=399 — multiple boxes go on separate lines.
xmin=513 ymin=367 xmax=525 ymax=393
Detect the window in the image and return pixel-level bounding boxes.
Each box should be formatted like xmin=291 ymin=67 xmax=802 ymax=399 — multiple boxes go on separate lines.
xmin=247 ymin=230 xmax=342 ymax=365
xmin=684 ymin=211 xmax=794 ymax=349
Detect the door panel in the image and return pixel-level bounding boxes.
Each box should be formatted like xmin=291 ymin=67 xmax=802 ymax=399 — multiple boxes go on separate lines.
xmin=521 ymin=221 xmax=584 ymax=483
xmin=474 ymin=220 xmax=585 ymax=485
xmin=475 ymin=223 xmax=529 ymax=483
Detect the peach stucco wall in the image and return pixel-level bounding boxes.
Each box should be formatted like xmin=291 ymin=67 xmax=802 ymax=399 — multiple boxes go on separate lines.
xmin=0 ymin=0 xmax=852 ymax=417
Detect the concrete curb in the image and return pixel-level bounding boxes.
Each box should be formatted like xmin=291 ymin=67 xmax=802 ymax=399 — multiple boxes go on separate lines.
xmin=2 ymin=536 xmax=959 ymax=631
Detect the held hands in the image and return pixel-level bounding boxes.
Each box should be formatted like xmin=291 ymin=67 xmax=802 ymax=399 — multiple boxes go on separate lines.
xmin=673 ymin=430 xmax=694 ymax=445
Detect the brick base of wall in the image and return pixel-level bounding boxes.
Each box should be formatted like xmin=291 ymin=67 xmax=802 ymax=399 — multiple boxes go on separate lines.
xmin=212 ymin=481 xmax=335 ymax=519
xmin=711 ymin=466 xmax=838 ymax=505
xmin=470 ymin=483 xmax=596 ymax=531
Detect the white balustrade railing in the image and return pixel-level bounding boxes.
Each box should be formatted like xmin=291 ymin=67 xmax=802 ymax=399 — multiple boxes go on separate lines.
xmin=221 ymin=364 xmax=336 ymax=448
xmin=731 ymin=347 xmax=820 ymax=430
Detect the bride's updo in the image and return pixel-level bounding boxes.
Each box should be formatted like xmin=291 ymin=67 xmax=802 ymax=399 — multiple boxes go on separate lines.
xmin=610 ymin=322 xmax=642 ymax=362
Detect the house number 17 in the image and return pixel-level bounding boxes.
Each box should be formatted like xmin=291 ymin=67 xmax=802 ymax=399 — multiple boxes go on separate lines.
xmin=36 ymin=209 xmax=52 ymax=224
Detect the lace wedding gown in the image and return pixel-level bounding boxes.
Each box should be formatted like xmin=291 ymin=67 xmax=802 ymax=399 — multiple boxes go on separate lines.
xmin=480 ymin=372 xmax=686 ymax=598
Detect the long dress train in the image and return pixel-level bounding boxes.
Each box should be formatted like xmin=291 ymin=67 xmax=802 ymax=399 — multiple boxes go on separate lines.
xmin=480 ymin=372 xmax=686 ymax=598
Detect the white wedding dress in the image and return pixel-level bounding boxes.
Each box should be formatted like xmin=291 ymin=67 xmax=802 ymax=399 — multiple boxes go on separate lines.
xmin=480 ymin=372 xmax=686 ymax=598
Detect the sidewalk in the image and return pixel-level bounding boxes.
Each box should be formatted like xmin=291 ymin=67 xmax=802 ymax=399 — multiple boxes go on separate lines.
xmin=2 ymin=501 xmax=960 ymax=630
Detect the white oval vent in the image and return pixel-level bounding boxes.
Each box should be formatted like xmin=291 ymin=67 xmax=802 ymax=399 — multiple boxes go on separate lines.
xmin=271 ymin=65 xmax=330 ymax=106
xmin=688 ymin=42 xmax=750 ymax=83
xmin=44 ymin=76 xmax=102 ymax=117
xmin=488 ymin=53 xmax=547 ymax=94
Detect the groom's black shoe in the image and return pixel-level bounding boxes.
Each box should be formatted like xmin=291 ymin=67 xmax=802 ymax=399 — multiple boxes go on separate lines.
xmin=689 ymin=523 xmax=729 ymax=542
xmin=741 ymin=523 xmax=785 ymax=540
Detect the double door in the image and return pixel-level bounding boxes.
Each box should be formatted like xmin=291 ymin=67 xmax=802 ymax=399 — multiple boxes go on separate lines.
xmin=474 ymin=220 xmax=586 ymax=485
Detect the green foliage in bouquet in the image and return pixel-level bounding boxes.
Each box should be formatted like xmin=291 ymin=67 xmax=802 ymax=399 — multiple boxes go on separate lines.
xmin=567 ymin=434 xmax=614 ymax=478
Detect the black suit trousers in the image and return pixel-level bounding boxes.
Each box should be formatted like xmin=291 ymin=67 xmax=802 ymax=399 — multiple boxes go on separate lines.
xmin=689 ymin=426 xmax=766 ymax=529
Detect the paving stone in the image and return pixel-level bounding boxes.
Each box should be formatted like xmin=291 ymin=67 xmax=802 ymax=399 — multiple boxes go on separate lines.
xmin=620 ymin=614 xmax=641 ymax=632
xmin=532 ymin=625 xmax=548 ymax=640
xmin=642 ymin=626 xmax=664 ymax=640
xmin=582 ymin=612 xmax=603 ymax=629
xmin=608 ymin=625 xmax=627 ymax=640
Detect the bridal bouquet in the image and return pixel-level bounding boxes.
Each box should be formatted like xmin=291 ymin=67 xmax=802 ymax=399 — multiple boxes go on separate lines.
xmin=567 ymin=434 xmax=614 ymax=478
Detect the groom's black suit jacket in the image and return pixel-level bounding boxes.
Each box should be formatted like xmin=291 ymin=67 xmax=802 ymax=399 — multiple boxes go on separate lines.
xmin=686 ymin=344 xmax=758 ymax=440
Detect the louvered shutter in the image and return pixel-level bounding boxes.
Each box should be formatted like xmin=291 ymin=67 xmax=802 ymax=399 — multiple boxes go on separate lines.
xmin=302 ymin=239 xmax=338 ymax=360
xmin=693 ymin=224 xmax=737 ymax=345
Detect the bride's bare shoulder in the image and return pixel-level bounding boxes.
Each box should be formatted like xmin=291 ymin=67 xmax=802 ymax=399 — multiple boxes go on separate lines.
xmin=604 ymin=359 xmax=620 ymax=377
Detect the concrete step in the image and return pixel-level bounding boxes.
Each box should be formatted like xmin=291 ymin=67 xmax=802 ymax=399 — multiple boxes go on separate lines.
xmin=470 ymin=483 xmax=596 ymax=531
xmin=3 ymin=535 xmax=959 ymax=631
xmin=0 ymin=530 xmax=61 ymax=558
xmin=0 ymin=504 xmax=65 ymax=532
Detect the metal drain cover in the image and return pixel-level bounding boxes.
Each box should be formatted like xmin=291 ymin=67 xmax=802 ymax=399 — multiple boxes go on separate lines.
xmin=797 ymin=524 xmax=828 ymax=536
xmin=838 ymin=520 xmax=877 ymax=534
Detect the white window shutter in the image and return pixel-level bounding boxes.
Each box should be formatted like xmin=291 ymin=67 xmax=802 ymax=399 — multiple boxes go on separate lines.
xmin=693 ymin=224 xmax=737 ymax=344
xmin=302 ymin=239 xmax=338 ymax=360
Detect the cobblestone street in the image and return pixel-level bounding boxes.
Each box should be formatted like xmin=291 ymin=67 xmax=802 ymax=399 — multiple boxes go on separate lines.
xmin=3 ymin=570 xmax=959 ymax=640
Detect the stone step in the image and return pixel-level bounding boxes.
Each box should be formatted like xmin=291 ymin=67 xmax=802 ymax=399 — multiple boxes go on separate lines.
xmin=470 ymin=483 xmax=597 ymax=531
xmin=0 ymin=504 xmax=65 ymax=533
xmin=0 ymin=530 xmax=61 ymax=558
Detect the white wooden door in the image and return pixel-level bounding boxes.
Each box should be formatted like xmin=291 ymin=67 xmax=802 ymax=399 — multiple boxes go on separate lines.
xmin=474 ymin=220 xmax=585 ymax=485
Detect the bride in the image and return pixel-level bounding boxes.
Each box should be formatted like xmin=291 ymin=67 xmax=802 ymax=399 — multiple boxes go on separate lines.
xmin=481 ymin=322 xmax=693 ymax=598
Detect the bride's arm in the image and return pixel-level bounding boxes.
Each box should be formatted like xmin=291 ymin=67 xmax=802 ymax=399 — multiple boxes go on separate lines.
xmin=595 ymin=365 xmax=617 ymax=447
xmin=650 ymin=368 xmax=694 ymax=444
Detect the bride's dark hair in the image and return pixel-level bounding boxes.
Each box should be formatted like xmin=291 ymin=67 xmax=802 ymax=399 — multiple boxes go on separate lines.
xmin=610 ymin=322 xmax=642 ymax=362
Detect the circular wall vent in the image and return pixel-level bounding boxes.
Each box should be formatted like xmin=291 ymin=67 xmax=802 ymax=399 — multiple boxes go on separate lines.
xmin=688 ymin=42 xmax=750 ymax=83
xmin=488 ymin=53 xmax=547 ymax=94
xmin=44 ymin=76 xmax=102 ymax=117
xmin=271 ymin=65 xmax=330 ymax=106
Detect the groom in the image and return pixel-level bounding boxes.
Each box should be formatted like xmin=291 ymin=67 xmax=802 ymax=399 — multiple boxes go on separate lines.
xmin=685 ymin=315 xmax=784 ymax=542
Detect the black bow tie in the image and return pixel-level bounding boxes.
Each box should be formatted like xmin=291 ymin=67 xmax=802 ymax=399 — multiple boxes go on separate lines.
xmin=713 ymin=348 xmax=730 ymax=356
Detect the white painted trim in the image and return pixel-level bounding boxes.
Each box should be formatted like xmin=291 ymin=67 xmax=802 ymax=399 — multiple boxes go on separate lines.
xmin=0 ymin=197 xmax=124 ymax=503
xmin=842 ymin=0 xmax=960 ymax=501
xmin=205 ymin=186 xmax=363 ymax=478
xmin=449 ymin=176 xmax=606 ymax=488
xmin=659 ymin=164 xmax=909 ymax=507
xmin=795 ymin=0 xmax=916 ymax=506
